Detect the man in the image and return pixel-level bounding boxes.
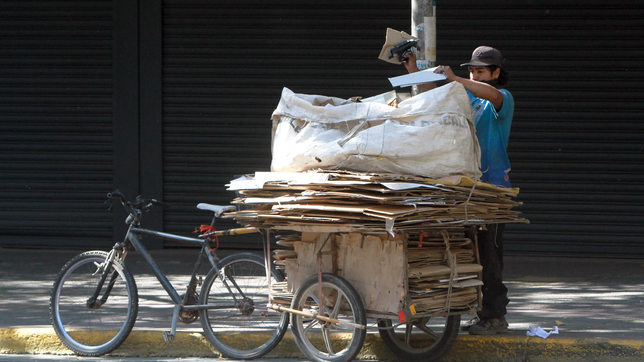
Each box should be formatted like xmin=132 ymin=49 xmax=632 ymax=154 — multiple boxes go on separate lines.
xmin=402 ymin=46 xmax=514 ymax=335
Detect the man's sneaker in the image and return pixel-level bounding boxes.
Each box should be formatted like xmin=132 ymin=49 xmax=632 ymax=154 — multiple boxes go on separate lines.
xmin=460 ymin=317 xmax=480 ymax=331
xmin=468 ymin=316 xmax=509 ymax=335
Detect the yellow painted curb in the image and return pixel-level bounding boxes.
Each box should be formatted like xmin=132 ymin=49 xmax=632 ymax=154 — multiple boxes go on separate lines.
xmin=2 ymin=328 xmax=644 ymax=361
xmin=447 ymin=336 xmax=644 ymax=362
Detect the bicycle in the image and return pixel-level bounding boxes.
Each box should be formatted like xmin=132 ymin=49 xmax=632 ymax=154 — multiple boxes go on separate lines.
xmin=49 ymin=190 xmax=289 ymax=359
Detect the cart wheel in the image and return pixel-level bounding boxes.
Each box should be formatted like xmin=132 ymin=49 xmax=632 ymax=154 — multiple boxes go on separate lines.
xmin=291 ymin=273 xmax=366 ymax=362
xmin=377 ymin=314 xmax=460 ymax=362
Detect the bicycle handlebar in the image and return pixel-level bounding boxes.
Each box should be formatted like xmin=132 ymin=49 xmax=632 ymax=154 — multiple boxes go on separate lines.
xmin=107 ymin=190 xmax=126 ymax=202
xmin=107 ymin=190 xmax=167 ymax=215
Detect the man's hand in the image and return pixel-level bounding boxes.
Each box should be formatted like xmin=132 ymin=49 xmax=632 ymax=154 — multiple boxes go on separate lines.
xmin=402 ymin=52 xmax=420 ymax=73
xmin=434 ymin=65 xmax=457 ymax=82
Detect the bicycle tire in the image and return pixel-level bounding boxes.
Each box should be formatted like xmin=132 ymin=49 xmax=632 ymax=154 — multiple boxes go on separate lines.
xmin=199 ymin=252 xmax=288 ymax=359
xmin=291 ymin=273 xmax=367 ymax=362
xmin=49 ymin=250 xmax=138 ymax=357
xmin=377 ymin=314 xmax=460 ymax=362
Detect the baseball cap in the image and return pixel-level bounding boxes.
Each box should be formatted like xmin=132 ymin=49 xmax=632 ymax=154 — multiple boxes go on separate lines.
xmin=461 ymin=46 xmax=504 ymax=67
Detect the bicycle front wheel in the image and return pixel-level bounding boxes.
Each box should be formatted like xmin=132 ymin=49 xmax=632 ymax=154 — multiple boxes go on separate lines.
xmin=49 ymin=251 xmax=138 ymax=356
xmin=199 ymin=252 xmax=288 ymax=359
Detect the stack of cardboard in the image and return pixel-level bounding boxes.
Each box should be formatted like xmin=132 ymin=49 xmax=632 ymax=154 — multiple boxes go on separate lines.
xmin=405 ymin=229 xmax=481 ymax=313
xmin=224 ymin=170 xmax=527 ymax=235
xmin=267 ymin=228 xmax=483 ymax=315
xmin=268 ymin=281 xmax=292 ymax=306
xmin=226 ymin=170 xmax=527 ymax=316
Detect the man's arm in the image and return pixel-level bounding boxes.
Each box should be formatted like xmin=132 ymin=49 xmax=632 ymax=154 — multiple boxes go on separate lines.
xmin=435 ymin=66 xmax=504 ymax=110
xmin=402 ymin=55 xmax=504 ymax=110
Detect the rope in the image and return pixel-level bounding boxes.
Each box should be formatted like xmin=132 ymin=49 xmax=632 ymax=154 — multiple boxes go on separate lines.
xmin=316 ymin=233 xmax=333 ymax=307
xmin=418 ymin=230 xmax=428 ymax=248
xmin=467 ymin=303 xmax=479 ymax=318
xmin=442 ymin=229 xmax=458 ymax=315
xmin=463 ymin=174 xmax=479 ymax=225
xmin=317 ymin=256 xmax=323 ymax=309
xmin=265 ymin=229 xmax=272 ymax=296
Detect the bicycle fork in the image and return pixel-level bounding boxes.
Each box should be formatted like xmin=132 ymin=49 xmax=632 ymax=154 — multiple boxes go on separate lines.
xmin=86 ymin=248 xmax=122 ymax=309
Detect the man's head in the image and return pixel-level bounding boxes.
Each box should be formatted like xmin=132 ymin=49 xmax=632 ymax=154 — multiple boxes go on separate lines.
xmin=468 ymin=66 xmax=501 ymax=83
xmin=461 ymin=46 xmax=509 ymax=87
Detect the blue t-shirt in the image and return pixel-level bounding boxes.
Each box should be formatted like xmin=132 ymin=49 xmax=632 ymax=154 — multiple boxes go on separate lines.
xmin=467 ymin=89 xmax=514 ymax=188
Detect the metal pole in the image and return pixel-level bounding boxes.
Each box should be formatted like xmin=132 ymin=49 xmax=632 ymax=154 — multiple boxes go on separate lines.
xmin=411 ymin=0 xmax=437 ymax=70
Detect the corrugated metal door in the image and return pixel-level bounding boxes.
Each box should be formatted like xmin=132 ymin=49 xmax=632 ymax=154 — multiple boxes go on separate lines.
xmin=159 ymin=1 xmax=642 ymax=255
xmin=161 ymin=1 xmax=413 ymax=247
xmin=0 ymin=1 xmax=114 ymax=248
xmin=432 ymin=0 xmax=644 ymax=256
xmin=1 ymin=1 xmax=639 ymax=255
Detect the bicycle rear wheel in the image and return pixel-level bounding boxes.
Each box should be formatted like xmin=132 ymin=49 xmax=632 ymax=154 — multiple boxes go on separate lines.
xmin=199 ymin=252 xmax=288 ymax=359
xmin=49 ymin=251 xmax=138 ymax=356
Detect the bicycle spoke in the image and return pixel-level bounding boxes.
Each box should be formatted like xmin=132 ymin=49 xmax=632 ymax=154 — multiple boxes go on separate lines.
xmin=303 ymin=318 xmax=321 ymax=334
xmin=405 ymin=323 xmax=412 ymax=347
xmin=329 ymin=292 xmax=344 ymax=319
xmin=322 ymin=326 xmax=335 ymax=356
xmin=417 ymin=323 xmax=440 ymax=339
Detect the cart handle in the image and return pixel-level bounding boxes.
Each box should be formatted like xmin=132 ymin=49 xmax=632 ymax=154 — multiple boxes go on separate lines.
xmin=199 ymin=227 xmax=259 ymax=237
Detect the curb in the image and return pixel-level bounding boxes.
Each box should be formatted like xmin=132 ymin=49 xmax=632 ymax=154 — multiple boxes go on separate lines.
xmin=2 ymin=329 xmax=644 ymax=361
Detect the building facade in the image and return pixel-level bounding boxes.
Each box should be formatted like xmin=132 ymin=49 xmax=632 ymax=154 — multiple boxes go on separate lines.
xmin=1 ymin=0 xmax=642 ymax=255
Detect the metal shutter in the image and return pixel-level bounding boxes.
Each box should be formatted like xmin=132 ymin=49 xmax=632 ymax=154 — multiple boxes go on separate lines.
xmin=432 ymin=0 xmax=644 ymax=256
xmin=161 ymin=0 xmax=412 ymax=247
xmin=160 ymin=0 xmax=643 ymax=255
xmin=0 ymin=1 xmax=114 ymax=248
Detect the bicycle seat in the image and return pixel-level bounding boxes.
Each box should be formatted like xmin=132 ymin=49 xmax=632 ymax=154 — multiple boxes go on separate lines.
xmin=197 ymin=203 xmax=236 ymax=217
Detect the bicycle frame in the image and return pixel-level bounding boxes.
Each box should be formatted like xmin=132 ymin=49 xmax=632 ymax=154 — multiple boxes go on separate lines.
xmin=89 ymin=218 xmax=262 ymax=340
xmin=126 ymin=224 xmax=262 ymax=305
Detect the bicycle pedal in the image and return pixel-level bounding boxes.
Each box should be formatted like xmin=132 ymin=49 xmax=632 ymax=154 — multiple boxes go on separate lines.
xmin=162 ymin=331 xmax=175 ymax=342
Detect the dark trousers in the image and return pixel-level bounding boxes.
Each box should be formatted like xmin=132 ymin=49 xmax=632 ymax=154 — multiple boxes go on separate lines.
xmin=475 ymin=223 xmax=509 ymax=319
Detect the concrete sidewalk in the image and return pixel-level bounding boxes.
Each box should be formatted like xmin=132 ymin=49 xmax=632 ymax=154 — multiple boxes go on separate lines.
xmin=1 ymin=248 xmax=644 ymax=361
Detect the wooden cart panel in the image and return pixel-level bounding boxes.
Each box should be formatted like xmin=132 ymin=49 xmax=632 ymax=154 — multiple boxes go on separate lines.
xmin=276 ymin=228 xmax=481 ymax=317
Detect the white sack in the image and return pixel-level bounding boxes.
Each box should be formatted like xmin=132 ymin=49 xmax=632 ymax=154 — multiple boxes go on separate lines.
xmin=270 ymin=82 xmax=481 ymax=179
